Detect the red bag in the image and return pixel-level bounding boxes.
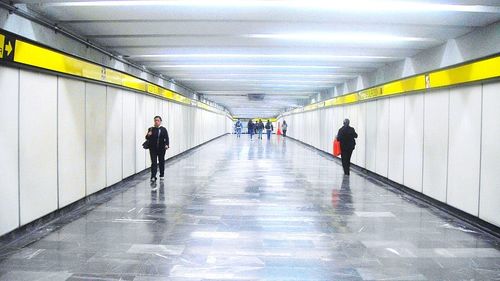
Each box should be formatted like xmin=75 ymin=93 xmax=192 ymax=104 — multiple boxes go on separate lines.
xmin=333 ymin=139 xmax=341 ymax=157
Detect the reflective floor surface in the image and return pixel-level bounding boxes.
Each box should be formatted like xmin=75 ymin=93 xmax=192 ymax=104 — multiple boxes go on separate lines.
xmin=0 ymin=135 xmax=499 ymax=280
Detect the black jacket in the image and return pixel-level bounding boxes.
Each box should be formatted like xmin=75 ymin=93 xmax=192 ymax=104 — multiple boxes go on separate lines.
xmin=337 ymin=125 xmax=358 ymax=151
xmin=146 ymin=126 xmax=169 ymax=150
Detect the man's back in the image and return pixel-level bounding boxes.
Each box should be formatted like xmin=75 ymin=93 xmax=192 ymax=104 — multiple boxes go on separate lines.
xmin=337 ymin=126 xmax=358 ymax=150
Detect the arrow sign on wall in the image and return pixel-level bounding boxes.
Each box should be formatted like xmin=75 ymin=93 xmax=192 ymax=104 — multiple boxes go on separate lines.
xmin=4 ymin=41 xmax=12 ymax=56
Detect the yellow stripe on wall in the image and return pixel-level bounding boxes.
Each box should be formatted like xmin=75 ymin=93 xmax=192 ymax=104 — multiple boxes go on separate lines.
xmin=11 ymin=37 xmax=225 ymax=115
xmin=283 ymin=54 xmax=500 ymax=116
xmin=429 ymin=56 xmax=500 ymax=88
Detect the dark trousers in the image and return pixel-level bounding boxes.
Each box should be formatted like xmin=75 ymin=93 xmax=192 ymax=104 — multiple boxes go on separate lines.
xmin=283 ymin=130 xmax=287 ymax=137
xmin=150 ymin=148 xmax=166 ymax=179
xmin=341 ymin=149 xmax=353 ymax=175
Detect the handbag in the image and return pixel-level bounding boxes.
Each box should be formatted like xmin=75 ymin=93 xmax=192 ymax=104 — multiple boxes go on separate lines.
xmin=142 ymin=140 xmax=149 ymax=149
xmin=333 ymin=139 xmax=341 ymax=157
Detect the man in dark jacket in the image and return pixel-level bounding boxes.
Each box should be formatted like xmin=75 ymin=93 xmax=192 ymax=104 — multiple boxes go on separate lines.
xmin=146 ymin=116 xmax=170 ymax=182
xmin=336 ymin=118 xmax=358 ymax=176
xmin=248 ymin=120 xmax=255 ymax=140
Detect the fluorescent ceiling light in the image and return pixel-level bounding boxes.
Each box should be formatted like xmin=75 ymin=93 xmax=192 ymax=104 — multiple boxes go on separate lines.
xmin=167 ymin=73 xmax=355 ymax=78
xmin=178 ymin=78 xmax=336 ymax=83
xmin=248 ymin=33 xmax=435 ymax=43
xmin=46 ymin=1 xmax=500 ymax=13
xmin=130 ymin=54 xmax=394 ymax=60
xmin=191 ymin=231 xmax=240 ymax=239
xmin=200 ymin=91 xmax=319 ymax=93
xmin=155 ymin=64 xmax=342 ymax=69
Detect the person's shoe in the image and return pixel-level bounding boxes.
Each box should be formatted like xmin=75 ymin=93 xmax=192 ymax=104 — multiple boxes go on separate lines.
xmin=159 ymin=176 xmax=165 ymax=181
xmin=150 ymin=177 xmax=157 ymax=183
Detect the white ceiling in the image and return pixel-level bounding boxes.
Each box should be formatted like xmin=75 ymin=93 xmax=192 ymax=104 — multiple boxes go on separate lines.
xmin=18 ymin=0 xmax=500 ymax=118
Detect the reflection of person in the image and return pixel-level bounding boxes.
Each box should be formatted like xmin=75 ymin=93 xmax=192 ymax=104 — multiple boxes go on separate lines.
xmin=336 ymin=118 xmax=357 ymax=176
xmin=331 ymin=176 xmax=354 ymax=227
xmin=148 ymin=181 xmax=165 ymax=243
xmin=146 ymin=116 xmax=170 ymax=183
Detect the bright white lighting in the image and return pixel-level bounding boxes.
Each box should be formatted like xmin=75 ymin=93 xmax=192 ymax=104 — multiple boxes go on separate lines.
xmin=168 ymin=73 xmax=356 ymax=79
xmin=178 ymin=78 xmax=337 ymax=83
xmin=155 ymin=64 xmax=342 ymax=69
xmin=190 ymin=231 xmax=240 ymax=239
xmin=248 ymin=33 xmax=434 ymax=43
xmin=46 ymin=1 xmax=500 ymax=13
xmin=130 ymin=54 xmax=394 ymax=60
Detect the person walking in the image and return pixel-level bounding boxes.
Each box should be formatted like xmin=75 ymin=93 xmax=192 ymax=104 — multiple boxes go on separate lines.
xmin=257 ymin=119 xmax=264 ymax=140
xmin=265 ymin=120 xmax=273 ymax=140
xmin=336 ymin=118 xmax=358 ymax=176
xmin=282 ymin=120 xmax=288 ymax=137
xmin=146 ymin=116 xmax=170 ymax=183
xmin=235 ymin=119 xmax=243 ymax=138
xmin=248 ymin=120 xmax=255 ymax=140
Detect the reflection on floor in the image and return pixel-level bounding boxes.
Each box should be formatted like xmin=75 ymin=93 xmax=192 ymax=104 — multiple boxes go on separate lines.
xmin=0 ymin=135 xmax=499 ymax=280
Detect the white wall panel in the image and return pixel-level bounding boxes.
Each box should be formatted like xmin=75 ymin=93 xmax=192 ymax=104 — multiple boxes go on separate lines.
xmin=58 ymin=77 xmax=86 ymax=207
xmin=122 ymin=90 xmax=136 ymax=178
xmin=135 ymin=94 xmax=146 ymax=172
xmin=345 ymin=104 xmax=359 ymax=163
xmin=144 ymin=96 xmax=155 ymax=167
xmin=106 ymin=87 xmax=123 ymax=186
xmin=311 ymin=111 xmax=320 ymax=148
xmin=0 ymin=67 xmax=19 ymax=235
xmin=167 ymin=102 xmax=177 ymax=157
xmin=480 ymin=81 xmax=500 ymax=226
xmin=155 ymin=99 xmax=163 ymax=118
xmin=320 ymin=109 xmax=330 ymax=153
xmin=365 ymin=102 xmax=377 ymax=171
xmin=403 ymin=94 xmax=424 ymax=192
xmin=333 ymin=106 xmax=345 ymax=138
xmin=162 ymin=101 xmax=172 ymax=159
xmin=355 ymin=103 xmax=366 ymax=167
xmin=19 ymin=70 xmax=58 ymax=225
xmin=85 ymin=83 xmax=106 ymax=195
xmin=375 ymin=99 xmax=390 ymax=177
xmin=447 ymin=85 xmax=482 ymax=216
xmin=325 ymin=108 xmax=335 ymax=155
xmin=423 ymin=89 xmax=449 ymax=202
xmin=388 ymin=96 xmax=405 ymax=184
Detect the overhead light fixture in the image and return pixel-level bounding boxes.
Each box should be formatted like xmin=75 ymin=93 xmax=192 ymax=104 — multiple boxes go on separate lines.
xmin=165 ymin=73 xmax=355 ymax=78
xmin=46 ymin=1 xmax=500 ymax=13
xmin=130 ymin=54 xmax=395 ymax=60
xmin=248 ymin=33 xmax=435 ymax=43
xmin=177 ymin=78 xmax=337 ymax=83
xmin=154 ymin=64 xmax=342 ymax=69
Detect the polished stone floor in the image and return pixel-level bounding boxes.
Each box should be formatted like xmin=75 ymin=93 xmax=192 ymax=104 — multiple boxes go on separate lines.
xmin=0 ymin=135 xmax=499 ymax=281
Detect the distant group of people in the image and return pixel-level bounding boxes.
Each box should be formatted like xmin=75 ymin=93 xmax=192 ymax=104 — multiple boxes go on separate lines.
xmin=234 ymin=119 xmax=288 ymax=140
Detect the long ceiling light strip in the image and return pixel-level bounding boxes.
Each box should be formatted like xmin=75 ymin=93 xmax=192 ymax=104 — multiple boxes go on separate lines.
xmin=129 ymin=54 xmax=396 ymax=60
xmin=247 ymin=33 xmax=436 ymax=43
xmin=178 ymin=78 xmax=337 ymax=81
xmin=166 ymin=73 xmax=356 ymax=78
xmin=45 ymin=1 xmax=500 ymax=13
xmin=154 ymin=64 xmax=342 ymax=69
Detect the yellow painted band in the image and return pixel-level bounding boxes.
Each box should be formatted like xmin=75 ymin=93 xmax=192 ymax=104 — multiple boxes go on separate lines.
xmin=429 ymin=56 xmax=500 ymax=88
xmin=11 ymin=38 xmax=223 ymax=114
xmin=285 ymin=55 xmax=499 ymax=115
